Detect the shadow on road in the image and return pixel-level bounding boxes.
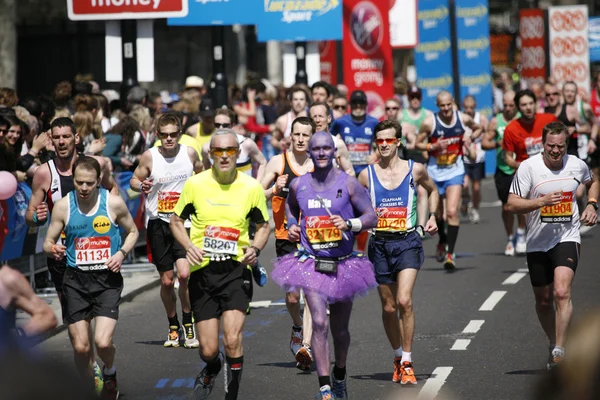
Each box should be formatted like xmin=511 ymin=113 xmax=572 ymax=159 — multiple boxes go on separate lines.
xmin=505 ymin=369 xmax=546 ymax=375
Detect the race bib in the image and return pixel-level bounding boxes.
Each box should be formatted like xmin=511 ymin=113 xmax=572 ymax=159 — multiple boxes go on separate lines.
xmin=434 ymin=138 xmax=461 ymax=166
xmin=305 ymin=216 xmax=342 ymax=250
xmin=75 ymin=236 xmax=111 ymax=269
xmin=525 ymin=137 xmax=543 ymax=157
xmin=157 ymin=191 xmax=181 ymax=218
xmin=347 ymin=143 xmax=370 ymax=165
xmin=202 ymin=225 xmax=240 ymax=255
xmin=436 ymin=153 xmax=459 ymax=166
xmin=540 ymin=192 xmax=573 ymax=223
xmin=376 ymin=207 xmax=408 ymax=231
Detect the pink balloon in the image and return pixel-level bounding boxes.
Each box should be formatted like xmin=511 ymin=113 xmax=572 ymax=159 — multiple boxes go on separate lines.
xmin=0 ymin=171 xmax=18 ymax=200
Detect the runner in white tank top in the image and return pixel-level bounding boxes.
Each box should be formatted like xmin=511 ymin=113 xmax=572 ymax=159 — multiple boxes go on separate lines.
xmin=272 ymin=87 xmax=309 ymax=151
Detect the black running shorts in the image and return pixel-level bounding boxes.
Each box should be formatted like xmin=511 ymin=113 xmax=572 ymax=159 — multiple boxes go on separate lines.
xmin=368 ymin=231 xmax=424 ymax=284
xmin=47 ymin=257 xmax=66 ymax=293
xmin=63 ymin=268 xmax=123 ymax=324
xmin=189 ymin=260 xmax=253 ymax=322
xmin=147 ymin=218 xmax=187 ymax=272
xmin=465 ymin=162 xmax=486 ymax=181
xmin=526 ymin=242 xmax=580 ymax=287
xmin=494 ymin=169 xmax=514 ymax=204
xmin=275 ymin=239 xmax=298 ymax=257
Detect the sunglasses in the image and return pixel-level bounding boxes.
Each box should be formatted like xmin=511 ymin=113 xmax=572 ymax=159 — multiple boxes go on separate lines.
xmin=333 ymin=105 xmax=347 ymax=110
xmin=215 ymin=123 xmax=232 ymax=128
xmin=376 ymin=138 xmax=397 ymax=145
xmin=386 ymin=107 xmax=399 ymax=111
xmin=210 ymin=147 xmax=238 ymax=157
xmin=157 ymin=131 xmax=180 ymax=139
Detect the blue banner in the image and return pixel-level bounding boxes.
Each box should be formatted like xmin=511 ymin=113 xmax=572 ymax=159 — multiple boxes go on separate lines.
xmin=414 ymin=0 xmax=454 ymax=111
xmin=590 ymin=17 xmax=600 ymax=62
xmin=167 ymin=0 xmax=262 ymax=26
xmin=455 ymin=0 xmax=494 ymax=174
xmin=256 ymin=0 xmax=342 ymax=42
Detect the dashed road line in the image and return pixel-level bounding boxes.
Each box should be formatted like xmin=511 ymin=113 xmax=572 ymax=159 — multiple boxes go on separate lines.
xmin=417 ymin=367 xmax=453 ymax=399
xmin=450 ymin=339 xmax=471 ymax=350
xmin=479 ymin=291 xmax=507 ymax=311
xmin=462 ymin=319 xmax=485 ymax=334
xmin=502 ymin=271 xmax=528 ymax=285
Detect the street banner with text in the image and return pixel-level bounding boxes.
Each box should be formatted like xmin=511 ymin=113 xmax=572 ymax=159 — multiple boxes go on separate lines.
xmin=519 ymin=9 xmax=547 ymax=87
xmin=168 ymin=0 xmax=261 ymax=26
xmin=319 ymin=41 xmax=338 ymax=85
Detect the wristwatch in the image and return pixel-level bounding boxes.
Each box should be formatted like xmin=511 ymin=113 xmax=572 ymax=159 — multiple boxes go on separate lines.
xmin=345 ymin=220 xmax=353 ymax=230
xmin=118 ymin=249 xmax=128 ymax=257
xmin=587 ymin=201 xmax=599 ymax=211
xmin=250 ymin=246 xmax=261 ymax=257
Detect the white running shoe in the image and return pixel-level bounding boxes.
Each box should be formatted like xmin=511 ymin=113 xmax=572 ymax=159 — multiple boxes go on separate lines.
xmin=184 ymin=323 xmax=200 ymax=349
xmin=505 ymin=240 xmax=515 ymax=256
xmin=469 ymin=208 xmax=480 ymax=224
xmin=515 ymin=236 xmax=527 ymax=254
xmin=290 ymin=327 xmax=303 ymax=357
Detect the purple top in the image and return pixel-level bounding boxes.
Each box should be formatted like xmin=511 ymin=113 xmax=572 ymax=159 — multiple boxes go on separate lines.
xmin=296 ymin=172 xmax=355 ymax=258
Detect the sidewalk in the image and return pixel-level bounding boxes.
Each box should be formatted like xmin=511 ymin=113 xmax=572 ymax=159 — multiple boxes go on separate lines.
xmin=17 ymin=263 xmax=160 ymax=338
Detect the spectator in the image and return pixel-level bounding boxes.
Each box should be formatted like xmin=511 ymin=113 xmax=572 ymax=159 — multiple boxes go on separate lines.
xmin=38 ymin=95 xmax=56 ymax=133
xmin=95 ymin=93 xmax=119 ymax=134
xmin=52 ymin=81 xmax=72 ymax=109
xmin=0 ymin=88 xmax=18 ymax=109
xmin=147 ymin=92 xmax=163 ymax=118
xmin=102 ymin=116 xmax=144 ymax=172
xmin=74 ymin=111 xmax=103 ymax=155
xmin=73 ymin=80 xmax=93 ymax=96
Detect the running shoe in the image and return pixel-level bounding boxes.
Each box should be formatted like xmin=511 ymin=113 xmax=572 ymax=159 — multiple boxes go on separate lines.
xmin=251 ymin=262 xmax=268 ymax=287
xmin=504 ymin=240 xmax=515 ymax=256
xmin=164 ymin=325 xmax=181 ymax=348
xmin=193 ymin=355 xmax=222 ymax=400
xmin=101 ymin=371 xmax=119 ymax=399
xmin=547 ymin=351 xmax=564 ymax=370
xmin=295 ymin=343 xmax=312 ymax=370
xmin=392 ymin=357 xmax=402 ymax=383
xmin=184 ymin=323 xmax=200 ymax=349
xmin=94 ymin=362 xmax=104 ymax=395
xmin=468 ymin=208 xmax=480 ymax=224
xmin=400 ymin=361 xmax=417 ymax=385
xmin=443 ymin=253 xmax=456 ymax=270
xmin=332 ymin=373 xmax=348 ymax=399
xmin=290 ymin=327 xmax=304 ymax=357
xmin=296 ymin=361 xmax=311 ymax=372
xmin=436 ymin=243 xmax=446 ymax=263
xmin=515 ymin=234 xmax=527 ymax=254
xmin=315 ymin=385 xmax=336 ymax=400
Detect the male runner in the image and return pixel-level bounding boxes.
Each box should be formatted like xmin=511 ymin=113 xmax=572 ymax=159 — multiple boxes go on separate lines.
xmin=461 ymin=95 xmax=489 ymax=224
xmin=358 ymin=120 xmax=439 ymax=385
xmin=503 ymin=89 xmax=557 ymax=254
xmin=332 ymin=95 xmax=348 ymax=119
xmin=200 ymin=108 xmax=267 ymax=181
xmin=186 ymin=98 xmax=216 ymax=151
xmin=331 ymin=90 xmax=379 ymax=175
xmin=271 ymin=87 xmax=309 ymax=151
xmin=507 ymin=122 xmax=598 ymax=370
xmin=171 ymin=129 xmax=270 ymax=400
xmin=261 ymin=116 xmax=315 ymax=371
xmin=311 ymin=81 xmax=331 ymax=104
xmin=130 ymin=112 xmax=203 ymax=349
xmin=44 ymin=156 xmax=139 ymax=399
xmin=416 ymin=91 xmax=482 ymax=269
xmin=272 ymin=131 xmax=378 ymax=400
xmin=482 ymin=91 xmax=525 ymax=256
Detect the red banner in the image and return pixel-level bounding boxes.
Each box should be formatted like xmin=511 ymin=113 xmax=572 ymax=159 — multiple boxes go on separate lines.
xmin=343 ymin=0 xmax=394 ymax=120
xmin=519 ymin=9 xmax=547 ymax=87
xmin=319 ymin=41 xmax=338 ymax=85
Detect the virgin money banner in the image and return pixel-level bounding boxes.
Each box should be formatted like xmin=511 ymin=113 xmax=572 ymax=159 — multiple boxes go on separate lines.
xmin=414 ymin=0 xmax=454 ymax=111
xmin=319 ymin=41 xmax=338 ymax=85
xmin=548 ymin=5 xmax=590 ymax=98
xmin=455 ymin=0 xmax=493 ymax=119
xmin=519 ymin=9 xmax=547 ymax=88
xmin=342 ymin=0 xmax=394 ymax=120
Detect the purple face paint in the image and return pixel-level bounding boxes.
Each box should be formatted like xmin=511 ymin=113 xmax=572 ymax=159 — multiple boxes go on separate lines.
xmin=309 ymin=131 xmax=336 ymax=171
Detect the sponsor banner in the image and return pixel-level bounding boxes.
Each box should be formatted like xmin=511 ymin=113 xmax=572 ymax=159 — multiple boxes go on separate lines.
xmin=390 ymin=0 xmax=418 ymax=48
xmin=342 ymin=0 xmax=394 ymax=120
xmin=319 ymin=41 xmax=338 ymax=84
xmin=414 ymin=0 xmax=454 ymax=111
xmin=589 ymin=17 xmax=600 ymax=62
xmin=168 ymin=0 xmax=261 ymax=26
xmin=548 ymin=5 xmax=590 ymax=98
xmin=68 ymin=0 xmax=188 ymax=21
xmin=519 ymin=9 xmax=547 ymax=88
xmin=257 ymin=0 xmax=342 ymax=42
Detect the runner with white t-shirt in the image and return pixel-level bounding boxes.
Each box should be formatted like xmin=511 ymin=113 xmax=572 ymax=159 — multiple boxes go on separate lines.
xmin=507 ymin=122 xmax=598 ymax=370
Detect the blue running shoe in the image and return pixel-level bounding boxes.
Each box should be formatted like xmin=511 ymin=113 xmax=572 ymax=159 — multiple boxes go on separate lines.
xmin=315 ymin=385 xmax=336 ymax=399
xmin=251 ymin=263 xmax=268 ymax=287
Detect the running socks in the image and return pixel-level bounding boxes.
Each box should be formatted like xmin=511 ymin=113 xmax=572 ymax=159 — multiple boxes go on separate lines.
xmin=204 ymin=354 xmax=223 ymax=376
xmin=394 ymin=347 xmax=403 ymax=358
xmin=401 ymin=351 xmax=412 ymax=363
xmin=292 ymin=325 xmax=302 ymax=332
xmin=333 ymin=365 xmax=346 ymax=380
xmin=225 ymin=356 xmax=243 ymax=400
xmin=319 ymin=376 xmax=331 ymax=388
xmin=437 ymin=217 xmax=447 ymax=244
xmin=182 ymin=311 xmax=193 ymax=326
xmin=168 ymin=315 xmax=180 ymax=329
xmin=103 ymin=365 xmax=116 ymax=375
xmin=552 ymin=346 xmax=565 ymax=358
xmin=447 ymin=225 xmax=460 ymax=254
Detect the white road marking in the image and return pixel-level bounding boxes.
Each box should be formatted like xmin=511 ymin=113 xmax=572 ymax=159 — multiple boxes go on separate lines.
xmin=450 ymin=339 xmax=471 ymax=350
xmin=249 ymin=300 xmax=271 ymax=308
xmin=480 ymin=200 xmax=502 ymax=208
xmin=417 ymin=366 xmax=453 ymax=399
xmin=479 ymin=291 xmax=507 ymax=311
xmin=462 ymin=320 xmax=485 ymax=334
xmin=518 ymin=268 xmax=529 ymax=272
xmin=502 ymin=271 xmax=528 ymax=285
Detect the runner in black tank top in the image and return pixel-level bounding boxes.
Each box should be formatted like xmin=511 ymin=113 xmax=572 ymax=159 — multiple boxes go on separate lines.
xmin=546 ymin=105 xmax=578 ymax=156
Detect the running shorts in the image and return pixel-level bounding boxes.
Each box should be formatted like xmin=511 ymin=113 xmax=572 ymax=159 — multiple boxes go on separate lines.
xmin=368 ymin=231 xmax=424 ymax=285
xmin=465 ymin=162 xmax=485 ymax=181
xmin=494 ymin=169 xmax=514 ymax=204
xmin=146 ymin=219 xmax=187 ymax=272
xmin=526 ymin=242 xmax=580 ymax=287
xmin=433 ymin=174 xmax=464 ymax=197
xmin=189 ymin=260 xmax=253 ymax=322
xmin=63 ymin=268 xmax=123 ymax=324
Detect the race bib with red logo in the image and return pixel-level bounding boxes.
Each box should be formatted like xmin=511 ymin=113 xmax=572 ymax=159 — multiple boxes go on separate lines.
xmin=540 ymin=192 xmax=573 ymax=223
xmin=157 ymin=190 xmax=181 ymax=218
xmin=376 ymin=207 xmax=408 ymax=231
xmin=305 ymin=216 xmax=342 ymax=249
xmin=75 ymin=236 xmax=111 ymax=269
xmin=525 ymin=137 xmax=543 ymax=157
xmin=434 ymin=138 xmax=462 ymax=166
xmin=347 ymin=143 xmax=370 ymax=165
xmin=202 ymin=225 xmax=240 ymax=255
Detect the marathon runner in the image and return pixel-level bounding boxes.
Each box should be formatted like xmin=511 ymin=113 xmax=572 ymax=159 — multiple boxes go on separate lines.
xmin=272 ymin=131 xmax=378 ymax=400
xmin=170 ymin=129 xmax=270 ymax=400
xmin=503 ymin=89 xmax=557 ymax=254
xmin=482 ymin=91 xmax=525 ymax=256
xmin=271 ymin=86 xmax=309 ymax=151
xmin=43 ymin=156 xmax=139 ymax=399
xmin=130 ymin=112 xmax=203 ymax=349
xmin=507 ymin=121 xmax=598 ymax=370
xmin=416 ymin=91 xmax=482 ymax=269
xmin=358 ymin=120 xmax=439 ymax=385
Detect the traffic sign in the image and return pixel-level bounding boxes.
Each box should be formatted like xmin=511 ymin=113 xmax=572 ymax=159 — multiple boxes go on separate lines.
xmin=67 ymin=0 xmax=188 ymax=21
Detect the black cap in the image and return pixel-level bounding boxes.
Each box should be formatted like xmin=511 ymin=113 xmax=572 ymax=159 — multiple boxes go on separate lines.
xmin=408 ymin=86 xmax=422 ymax=99
xmin=349 ymin=90 xmax=367 ymax=104
xmin=199 ymin=98 xmax=215 ymax=117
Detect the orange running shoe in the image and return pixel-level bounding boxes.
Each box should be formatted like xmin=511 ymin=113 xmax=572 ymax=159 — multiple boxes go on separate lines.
xmin=400 ymin=361 xmax=417 ymax=385
xmin=392 ymin=357 xmax=402 ymax=383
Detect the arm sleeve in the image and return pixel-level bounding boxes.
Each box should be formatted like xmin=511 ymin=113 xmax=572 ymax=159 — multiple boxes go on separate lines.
xmin=509 ymin=161 xmax=532 ymax=199
xmin=17 ymin=154 xmax=35 ymax=172
xmin=247 ymin=182 xmax=270 ymax=224
xmin=174 ymin=180 xmax=196 ymax=220
xmin=244 ymin=116 xmax=271 ymax=135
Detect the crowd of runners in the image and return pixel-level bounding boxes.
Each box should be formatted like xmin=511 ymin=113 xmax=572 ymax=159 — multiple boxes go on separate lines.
xmin=0 ymin=74 xmax=598 ymax=400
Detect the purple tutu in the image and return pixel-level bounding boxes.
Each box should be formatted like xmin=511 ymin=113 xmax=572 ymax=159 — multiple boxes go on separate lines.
xmin=271 ymin=252 xmax=377 ymax=303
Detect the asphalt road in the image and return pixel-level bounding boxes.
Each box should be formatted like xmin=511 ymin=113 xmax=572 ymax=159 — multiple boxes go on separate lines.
xmin=40 ymin=180 xmax=600 ymax=400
